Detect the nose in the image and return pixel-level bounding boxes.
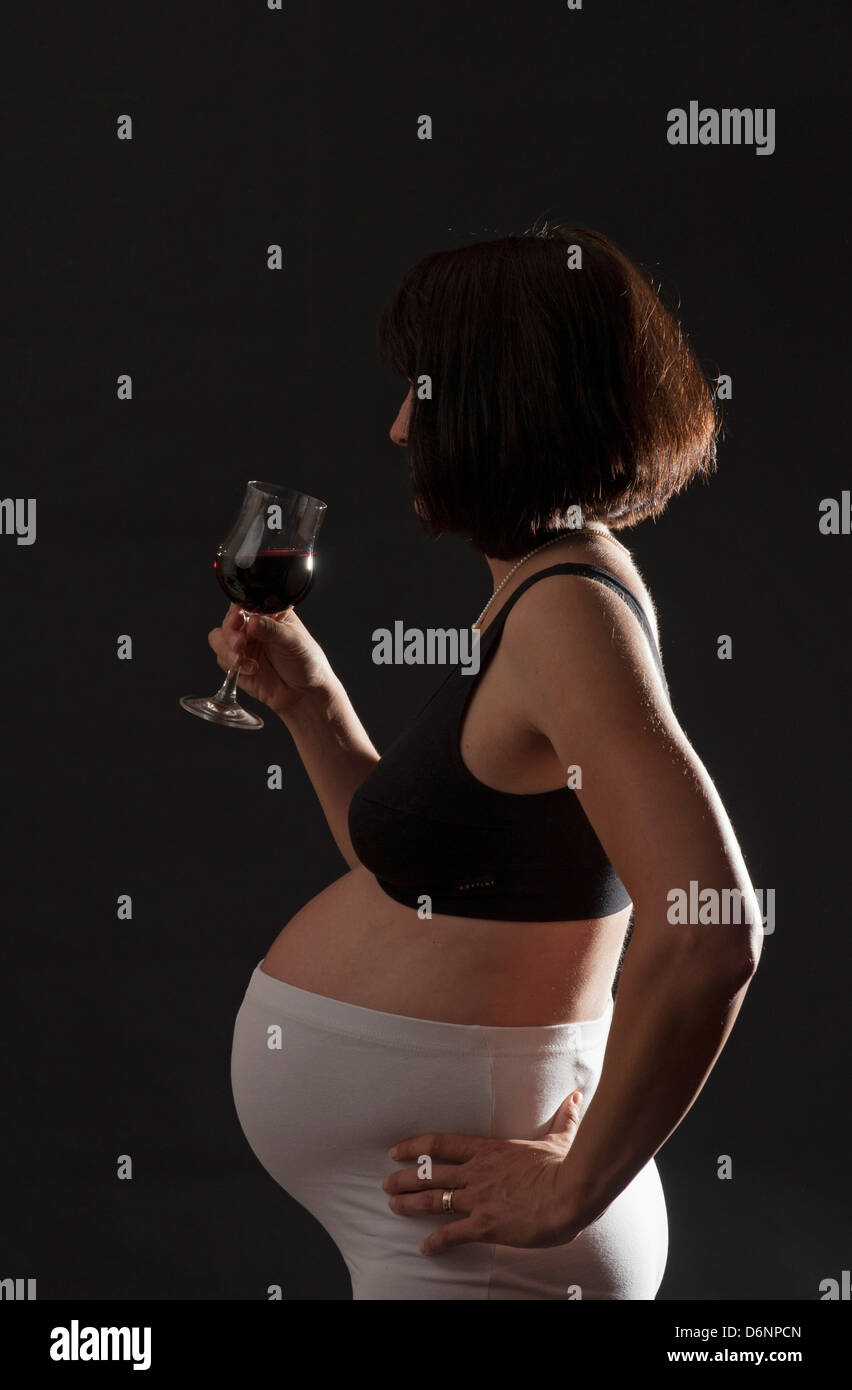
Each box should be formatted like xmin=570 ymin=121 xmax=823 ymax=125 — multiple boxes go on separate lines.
xmin=390 ymin=386 xmax=413 ymax=446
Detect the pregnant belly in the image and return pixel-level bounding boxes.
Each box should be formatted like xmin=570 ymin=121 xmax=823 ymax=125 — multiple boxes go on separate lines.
xmin=259 ymin=865 xmax=631 ymax=1026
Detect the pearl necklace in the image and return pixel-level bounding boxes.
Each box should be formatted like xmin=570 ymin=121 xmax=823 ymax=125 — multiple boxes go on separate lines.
xmin=472 ymin=523 xmax=630 ymax=630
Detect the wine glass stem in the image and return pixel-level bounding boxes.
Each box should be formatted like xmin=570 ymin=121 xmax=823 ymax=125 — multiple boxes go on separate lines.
xmin=212 ymin=667 xmax=241 ymax=705
xmin=211 ymin=605 xmax=254 ymax=704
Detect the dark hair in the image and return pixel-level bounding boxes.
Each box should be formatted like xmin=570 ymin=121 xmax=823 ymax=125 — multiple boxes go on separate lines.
xmin=377 ymin=221 xmax=719 ymax=559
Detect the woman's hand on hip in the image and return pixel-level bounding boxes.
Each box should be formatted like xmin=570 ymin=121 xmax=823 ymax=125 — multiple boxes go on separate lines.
xmin=207 ymin=604 xmax=333 ymax=717
xmin=382 ymin=1090 xmax=587 ymax=1255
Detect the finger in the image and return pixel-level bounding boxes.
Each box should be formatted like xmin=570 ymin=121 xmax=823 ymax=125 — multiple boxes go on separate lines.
xmin=383 ymin=1163 xmax=465 ymax=1195
xmin=208 ymin=628 xmax=233 ymax=669
xmin=209 ymin=619 xmax=235 ymax=644
xmin=240 ymin=636 xmax=261 ymax=673
xmin=420 ymin=1217 xmax=484 ymax=1257
xmin=388 ymin=1186 xmax=472 ymax=1217
xmin=219 ymin=614 xmax=255 ymax=669
xmin=546 ymin=1089 xmax=584 ymax=1137
xmin=220 ymin=607 xmax=251 ymax=660
xmin=388 ymin=1133 xmax=488 ymax=1164
xmin=246 ymin=611 xmax=290 ymax=642
xmin=207 ymin=628 xmax=256 ymax=675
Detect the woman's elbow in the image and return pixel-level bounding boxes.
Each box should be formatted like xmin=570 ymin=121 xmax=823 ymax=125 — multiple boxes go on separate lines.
xmin=632 ymin=885 xmax=765 ymax=985
xmin=679 ymin=920 xmax=764 ymax=988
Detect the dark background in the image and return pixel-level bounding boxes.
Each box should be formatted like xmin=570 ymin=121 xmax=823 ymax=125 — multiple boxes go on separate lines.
xmin=2 ymin=0 xmax=849 ymax=1299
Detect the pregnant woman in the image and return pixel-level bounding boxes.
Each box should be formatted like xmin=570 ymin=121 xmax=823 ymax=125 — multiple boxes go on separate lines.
xmin=224 ymin=223 xmax=763 ymax=1300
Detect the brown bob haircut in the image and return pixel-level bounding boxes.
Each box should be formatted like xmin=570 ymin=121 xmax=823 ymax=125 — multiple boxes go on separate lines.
xmin=377 ymin=221 xmax=719 ymax=559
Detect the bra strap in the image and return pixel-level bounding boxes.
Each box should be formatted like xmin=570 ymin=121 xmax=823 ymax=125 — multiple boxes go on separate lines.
xmin=481 ymin=562 xmax=668 ymax=693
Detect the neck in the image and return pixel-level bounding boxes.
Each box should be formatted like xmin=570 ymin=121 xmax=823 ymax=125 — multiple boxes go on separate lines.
xmin=484 ymin=524 xmax=615 ymax=587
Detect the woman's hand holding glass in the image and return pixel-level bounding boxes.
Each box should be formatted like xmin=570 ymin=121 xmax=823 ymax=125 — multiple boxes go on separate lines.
xmin=207 ymin=603 xmax=333 ymax=719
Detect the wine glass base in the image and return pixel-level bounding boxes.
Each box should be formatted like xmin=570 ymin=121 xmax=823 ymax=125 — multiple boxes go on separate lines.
xmin=179 ymin=696 xmax=264 ymax=730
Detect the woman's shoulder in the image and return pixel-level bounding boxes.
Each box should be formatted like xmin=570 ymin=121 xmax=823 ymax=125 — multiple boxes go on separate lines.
xmin=502 ymin=541 xmax=662 ymax=657
xmin=496 ymin=565 xmax=671 ymax=770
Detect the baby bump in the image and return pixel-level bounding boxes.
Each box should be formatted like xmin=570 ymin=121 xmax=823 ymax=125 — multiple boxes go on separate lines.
xmin=230 ymin=966 xmax=500 ymax=1297
xmin=230 ymin=963 xmax=668 ymax=1299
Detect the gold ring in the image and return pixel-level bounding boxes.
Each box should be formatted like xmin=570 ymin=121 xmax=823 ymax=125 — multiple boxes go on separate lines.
xmin=442 ymin=1189 xmax=455 ymax=1213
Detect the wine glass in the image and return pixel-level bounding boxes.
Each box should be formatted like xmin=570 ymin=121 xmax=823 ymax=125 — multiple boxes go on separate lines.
xmin=180 ymin=480 xmax=327 ymax=730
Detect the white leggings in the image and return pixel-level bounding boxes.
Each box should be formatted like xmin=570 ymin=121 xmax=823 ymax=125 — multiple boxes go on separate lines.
xmin=230 ymin=961 xmax=668 ymax=1300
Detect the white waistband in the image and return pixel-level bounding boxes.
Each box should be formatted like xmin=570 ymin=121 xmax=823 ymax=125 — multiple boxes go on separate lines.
xmin=242 ymin=961 xmax=614 ymax=1056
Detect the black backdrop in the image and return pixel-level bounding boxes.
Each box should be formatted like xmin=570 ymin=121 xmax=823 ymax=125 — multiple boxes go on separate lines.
xmin=3 ymin=0 xmax=849 ymax=1301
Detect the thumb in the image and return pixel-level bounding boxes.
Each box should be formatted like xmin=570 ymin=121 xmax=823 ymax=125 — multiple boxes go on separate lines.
xmin=246 ymin=612 xmax=292 ymax=641
xmin=546 ymin=1090 xmax=584 ymax=1138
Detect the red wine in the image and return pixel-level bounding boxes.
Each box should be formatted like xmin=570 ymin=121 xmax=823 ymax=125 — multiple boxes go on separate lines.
xmin=214 ymin=548 xmax=314 ymax=612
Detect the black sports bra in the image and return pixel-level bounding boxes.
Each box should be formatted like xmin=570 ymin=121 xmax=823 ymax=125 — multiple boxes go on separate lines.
xmin=347 ymin=563 xmax=669 ymax=922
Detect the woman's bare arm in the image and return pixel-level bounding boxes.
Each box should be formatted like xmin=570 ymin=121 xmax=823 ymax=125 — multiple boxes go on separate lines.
xmin=277 ymin=675 xmax=380 ymax=870
xmin=504 ymin=575 xmax=764 ymax=1229
xmin=208 ymin=606 xmax=379 ymax=870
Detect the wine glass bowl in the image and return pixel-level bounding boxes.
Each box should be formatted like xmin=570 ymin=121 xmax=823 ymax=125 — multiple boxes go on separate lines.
xmin=180 ymin=481 xmax=327 ymax=731
xmin=213 ymin=546 xmax=314 ymax=614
